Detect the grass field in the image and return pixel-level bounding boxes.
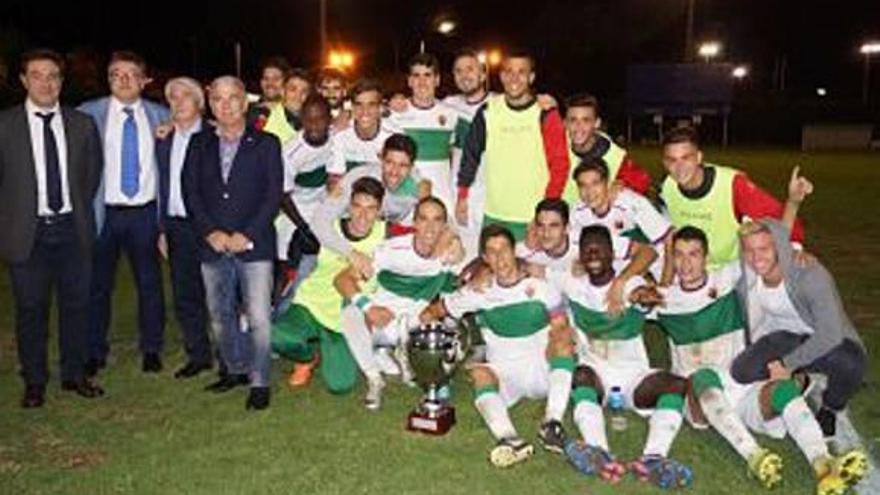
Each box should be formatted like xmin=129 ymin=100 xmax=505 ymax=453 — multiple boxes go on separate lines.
xmin=0 ymin=147 xmax=877 ymax=495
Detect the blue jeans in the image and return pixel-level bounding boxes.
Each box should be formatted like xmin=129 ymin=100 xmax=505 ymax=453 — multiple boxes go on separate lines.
xmin=202 ymin=256 xmax=273 ymax=387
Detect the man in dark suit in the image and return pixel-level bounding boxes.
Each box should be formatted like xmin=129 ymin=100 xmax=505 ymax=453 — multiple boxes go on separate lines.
xmin=78 ymin=51 xmax=169 ymax=375
xmin=0 ymin=49 xmax=105 ymax=407
xmin=156 ymin=77 xmax=213 ymax=379
xmin=183 ymin=75 xmax=283 ymax=410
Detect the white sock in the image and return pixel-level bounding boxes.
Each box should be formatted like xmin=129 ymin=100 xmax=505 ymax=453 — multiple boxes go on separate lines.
xmin=782 ymin=397 xmax=828 ymax=464
xmin=340 ymin=305 xmax=380 ymax=379
xmin=475 ymin=391 xmax=517 ymax=441
xmin=700 ymin=388 xmax=760 ymax=461
xmin=643 ymin=409 xmax=683 ymax=458
xmin=544 ymin=367 xmax=573 ymax=423
xmin=574 ymin=400 xmax=609 ymax=451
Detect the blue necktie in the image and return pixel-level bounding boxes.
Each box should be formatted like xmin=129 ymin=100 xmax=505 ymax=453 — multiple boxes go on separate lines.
xmin=36 ymin=112 xmax=63 ymax=213
xmin=121 ymin=107 xmax=140 ymax=198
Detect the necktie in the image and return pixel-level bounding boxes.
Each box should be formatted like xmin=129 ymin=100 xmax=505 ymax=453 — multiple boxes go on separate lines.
xmin=121 ymin=107 xmax=140 ymax=198
xmin=36 ymin=112 xmax=63 ymax=213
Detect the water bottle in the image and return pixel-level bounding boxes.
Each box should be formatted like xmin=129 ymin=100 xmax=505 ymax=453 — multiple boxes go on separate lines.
xmin=608 ymin=386 xmax=628 ymax=431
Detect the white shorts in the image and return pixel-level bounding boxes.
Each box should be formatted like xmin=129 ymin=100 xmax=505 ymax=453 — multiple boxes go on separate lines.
xmin=735 ymin=381 xmax=787 ymax=439
xmin=481 ymin=358 xmax=550 ymax=407
xmin=370 ymin=291 xmax=430 ymax=347
xmin=586 ymin=359 xmax=656 ymax=417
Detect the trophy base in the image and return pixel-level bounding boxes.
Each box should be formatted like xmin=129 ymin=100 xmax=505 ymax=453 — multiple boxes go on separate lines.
xmin=406 ymin=407 xmax=456 ymax=435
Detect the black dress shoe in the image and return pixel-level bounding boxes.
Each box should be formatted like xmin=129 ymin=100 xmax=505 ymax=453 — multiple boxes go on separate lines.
xmin=204 ymin=373 xmax=249 ymax=393
xmin=21 ymin=385 xmax=45 ymax=409
xmin=142 ymin=353 xmax=163 ymax=373
xmin=85 ymin=358 xmax=106 ymax=378
xmin=61 ymin=379 xmax=105 ymax=398
xmin=816 ymin=406 xmax=837 ymax=437
xmin=245 ymin=387 xmax=270 ymax=410
xmin=174 ymin=361 xmax=212 ymax=379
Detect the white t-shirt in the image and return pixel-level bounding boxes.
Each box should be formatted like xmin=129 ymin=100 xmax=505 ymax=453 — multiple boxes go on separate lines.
xmin=752 ymin=278 xmax=814 ymax=340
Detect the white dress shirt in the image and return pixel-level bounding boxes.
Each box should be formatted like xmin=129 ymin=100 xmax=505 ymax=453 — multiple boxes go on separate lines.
xmin=166 ymin=119 xmax=202 ymax=217
xmin=25 ymin=99 xmax=72 ymax=216
xmin=103 ymin=97 xmax=157 ymax=205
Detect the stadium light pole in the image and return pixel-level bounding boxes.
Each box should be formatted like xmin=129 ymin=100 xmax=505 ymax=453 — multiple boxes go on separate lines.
xmin=698 ymin=41 xmax=721 ymax=63
xmin=860 ymin=41 xmax=880 ymax=104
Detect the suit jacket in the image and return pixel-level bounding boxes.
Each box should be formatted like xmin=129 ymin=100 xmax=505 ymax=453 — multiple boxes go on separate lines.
xmin=0 ymin=104 xmax=103 ymax=263
xmin=77 ymin=96 xmax=170 ymax=234
xmin=155 ymin=121 xmax=209 ymax=229
xmin=182 ymin=126 xmax=283 ymax=263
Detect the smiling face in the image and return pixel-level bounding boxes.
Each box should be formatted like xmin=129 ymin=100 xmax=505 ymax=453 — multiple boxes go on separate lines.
xmin=535 ymin=210 xmax=567 ymax=253
xmin=260 ymin=66 xmax=285 ymax=102
xmin=663 ymin=141 xmax=704 ymax=190
xmin=499 ymin=57 xmax=534 ymax=101
xmin=575 ymin=168 xmax=610 ymax=211
xmin=21 ymin=59 xmax=62 ymax=109
xmin=380 ymin=149 xmax=413 ymax=191
xmin=168 ymin=84 xmax=201 ymax=125
xmin=208 ymin=79 xmax=247 ymax=129
xmin=347 ymin=192 xmax=381 ymax=238
xmin=673 ymin=238 xmax=708 ymax=288
xmin=741 ymin=231 xmax=780 ymax=279
xmin=482 ymin=234 xmax=518 ymax=284
xmin=319 ymin=77 xmax=346 ymax=109
xmin=453 ymin=55 xmax=485 ymax=97
xmin=300 ymin=101 xmax=331 ymax=146
xmin=413 ymin=200 xmax=447 ymax=253
xmin=566 ymin=105 xmax=600 ymax=150
xmin=579 ymin=232 xmax=614 ymax=279
xmin=283 ymin=76 xmax=310 ymax=113
xmin=408 ymin=64 xmax=439 ymax=103
xmin=351 ymin=89 xmax=381 ymax=136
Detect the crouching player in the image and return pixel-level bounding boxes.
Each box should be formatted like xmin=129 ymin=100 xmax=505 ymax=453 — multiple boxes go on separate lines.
xmin=270 ymin=177 xmax=386 ymax=393
xmin=420 ymin=224 xmax=576 ymax=467
xmin=652 ymin=226 xmax=784 ymax=488
xmin=556 ymin=225 xmax=692 ymax=489
xmin=335 ymin=196 xmax=463 ymax=410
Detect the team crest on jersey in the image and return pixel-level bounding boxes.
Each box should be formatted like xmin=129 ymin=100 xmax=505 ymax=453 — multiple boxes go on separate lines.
xmin=708 ymin=287 xmax=718 ymax=299
xmin=525 ymin=284 xmax=536 ymax=299
xmin=438 ymin=114 xmax=447 ymax=126
xmin=614 ymin=220 xmax=624 ymax=231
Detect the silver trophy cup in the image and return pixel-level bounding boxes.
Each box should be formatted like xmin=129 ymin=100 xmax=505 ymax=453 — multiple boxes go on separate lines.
xmin=405 ymin=320 xmax=467 ymax=434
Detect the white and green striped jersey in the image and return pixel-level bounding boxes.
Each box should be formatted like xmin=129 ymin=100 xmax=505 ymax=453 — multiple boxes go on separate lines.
xmin=327 ymin=123 xmax=394 ymax=176
xmin=444 ymin=275 xmax=562 ymax=362
xmin=372 ymin=233 xmax=458 ymax=302
xmin=515 ymin=239 xmax=578 ymax=277
xmin=550 ymin=271 xmax=650 ymax=370
xmin=657 ymin=262 xmax=746 ymax=376
xmin=570 ymin=189 xmax=672 ymax=264
xmin=387 ymin=100 xmax=457 ymax=169
xmin=443 ymin=93 xmax=492 ymax=150
xmin=282 ymin=135 xmax=333 ymax=213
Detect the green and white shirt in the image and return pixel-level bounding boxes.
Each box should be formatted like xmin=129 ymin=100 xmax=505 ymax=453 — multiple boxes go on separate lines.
xmin=328 ymin=123 xmax=393 ymax=176
xmin=372 ymin=233 xmax=458 ymax=303
xmin=387 ymin=100 xmax=457 ymax=170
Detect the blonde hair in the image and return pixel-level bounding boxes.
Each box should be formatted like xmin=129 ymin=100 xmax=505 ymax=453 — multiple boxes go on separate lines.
xmin=164 ymin=76 xmax=205 ymax=110
xmin=738 ymin=220 xmax=772 ymax=239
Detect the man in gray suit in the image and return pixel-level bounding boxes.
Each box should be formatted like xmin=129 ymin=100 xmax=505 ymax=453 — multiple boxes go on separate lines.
xmin=0 ymin=49 xmax=104 ymax=408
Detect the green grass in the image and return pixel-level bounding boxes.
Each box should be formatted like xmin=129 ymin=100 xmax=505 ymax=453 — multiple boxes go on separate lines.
xmin=0 ymin=147 xmax=878 ymax=494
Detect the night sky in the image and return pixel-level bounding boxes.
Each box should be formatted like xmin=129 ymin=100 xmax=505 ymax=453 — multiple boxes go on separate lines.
xmin=2 ymin=0 xmax=879 ymax=100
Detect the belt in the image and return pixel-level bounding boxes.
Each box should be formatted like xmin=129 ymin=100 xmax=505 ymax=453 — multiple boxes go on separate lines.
xmin=106 ymin=201 xmax=155 ymax=211
xmin=36 ymin=213 xmax=73 ymax=225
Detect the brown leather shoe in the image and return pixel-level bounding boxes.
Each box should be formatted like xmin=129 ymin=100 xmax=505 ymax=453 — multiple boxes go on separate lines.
xmin=21 ymin=385 xmax=45 ymax=408
xmin=61 ymin=379 xmax=105 ymax=398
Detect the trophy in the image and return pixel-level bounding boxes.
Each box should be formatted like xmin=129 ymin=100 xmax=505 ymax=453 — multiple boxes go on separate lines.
xmin=405 ymin=319 xmax=470 ymax=435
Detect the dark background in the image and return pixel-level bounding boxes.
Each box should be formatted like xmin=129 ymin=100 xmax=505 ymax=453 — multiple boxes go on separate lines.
xmin=2 ymin=0 xmax=878 ymax=144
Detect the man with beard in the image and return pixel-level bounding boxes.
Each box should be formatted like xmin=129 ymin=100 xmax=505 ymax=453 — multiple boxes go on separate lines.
xmin=247 ymin=56 xmax=291 ymax=131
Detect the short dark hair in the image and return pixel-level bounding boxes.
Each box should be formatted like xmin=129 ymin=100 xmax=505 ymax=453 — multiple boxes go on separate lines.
xmin=20 ymin=49 xmax=65 ymax=76
xmin=663 ymin=125 xmax=700 ymax=148
xmin=572 ymin=156 xmax=609 ymax=182
xmin=382 ymin=133 xmax=418 ymax=162
xmin=479 ymin=224 xmax=516 ymax=256
xmin=351 ymin=176 xmax=385 ymax=204
xmin=534 ymin=198 xmax=569 ymax=226
xmin=259 ymin=56 xmax=292 ymax=77
xmin=108 ymin=50 xmax=147 ymax=74
xmin=672 ymin=226 xmax=709 ymax=254
xmin=503 ymin=49 xmax=535 ymax=70
xmin=564 ymin=93 xmax=600 ymax=118
xmin=301 ymin=93 xmax=331 ymax=117
xmin=579 ymin=225 xmax=612 ymax=253
xmin=350 ymin=78 xmax=383 ymax=100
xmin=416 ymin=196 xmax=447 ymax=222
xmin=317 ymin=67 xmax=346 ymax=85
xmin=408 ymin=53 xmax=441 ymax=74
xmin=285 ymin=68 xmax=311 ymax=85
xmin=453 ymin=48 xmax=481 ymax=65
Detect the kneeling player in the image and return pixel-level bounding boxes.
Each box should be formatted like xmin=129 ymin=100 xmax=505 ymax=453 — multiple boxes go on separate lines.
xmin=555 ymin=225 xmax=692 ymax=489
xmin=420 ymin=225 xmax=576 ymax=467
xmin=335 ymin=197 xmax=463 ymax=410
